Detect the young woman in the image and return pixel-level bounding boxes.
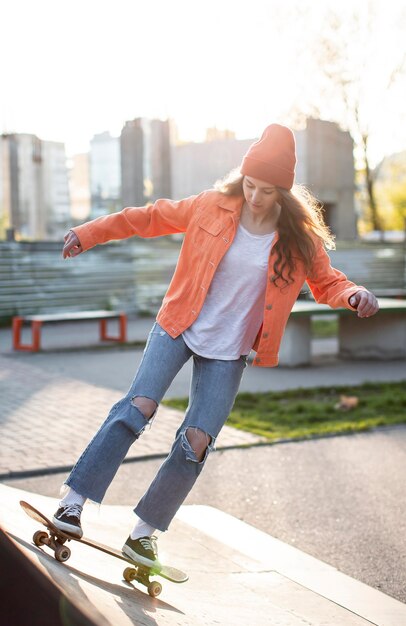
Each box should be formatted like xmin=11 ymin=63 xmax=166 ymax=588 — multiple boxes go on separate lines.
xmin=54 ymin=123 xmax=379 ymax=571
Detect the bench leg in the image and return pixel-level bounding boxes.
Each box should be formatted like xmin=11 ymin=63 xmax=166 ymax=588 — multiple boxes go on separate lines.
xmin=339 ymin=313 xmax=406 ymax=360
xmin=279 ymin=317 xmax=311 ymax=366
xmin=12 ymin=318 xmax=42 ymax=352
xmin=99 ymin=314 xmax=127 ymax=343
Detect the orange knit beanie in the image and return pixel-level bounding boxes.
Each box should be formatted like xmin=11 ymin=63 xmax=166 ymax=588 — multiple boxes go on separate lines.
xmin=240 ymin=123 xmax=296 ymax=190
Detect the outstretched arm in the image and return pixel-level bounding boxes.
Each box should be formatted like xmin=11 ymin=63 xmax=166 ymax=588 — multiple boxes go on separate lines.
xmin=306 ymin=239 xmax=379 ymax=317
xmin=63 ymin=192 xmax=203 ymax=256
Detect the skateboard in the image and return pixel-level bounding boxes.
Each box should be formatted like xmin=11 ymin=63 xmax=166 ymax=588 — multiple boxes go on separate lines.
xmin=20 ymin=500 xmax=188 ymax=597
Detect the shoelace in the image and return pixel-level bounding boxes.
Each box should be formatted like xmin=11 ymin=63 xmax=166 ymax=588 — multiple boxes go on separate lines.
xmin=63 ymin=503 xmax=82 ymax=519
xmin=139 ymin=536 xmax=158 ymax=556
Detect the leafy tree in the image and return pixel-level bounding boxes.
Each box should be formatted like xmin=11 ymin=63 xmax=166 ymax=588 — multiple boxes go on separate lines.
xmin=373 ymin=157 xmax=406 ymax=231
xmin=387 ymin=185 xmax=406 ymax=232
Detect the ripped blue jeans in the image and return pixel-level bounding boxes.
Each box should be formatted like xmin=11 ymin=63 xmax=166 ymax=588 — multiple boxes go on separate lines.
xmin=64 ymin=321 xmax=248 ymax=531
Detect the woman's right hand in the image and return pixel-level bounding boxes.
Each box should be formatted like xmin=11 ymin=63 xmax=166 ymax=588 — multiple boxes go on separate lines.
xmin=62 ymin=230 xmax=83 ymax=259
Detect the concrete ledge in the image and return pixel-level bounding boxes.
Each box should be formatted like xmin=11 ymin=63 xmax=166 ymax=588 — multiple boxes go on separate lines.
xmin=1 ymin=485 xmax=405 ymax=625
xmin=178 ymin=505 xmax=406 ymax=626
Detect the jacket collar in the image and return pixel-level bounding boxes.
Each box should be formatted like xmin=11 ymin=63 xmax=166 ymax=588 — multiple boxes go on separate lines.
xmin=216 ymin=193 xmax=244 ymax=214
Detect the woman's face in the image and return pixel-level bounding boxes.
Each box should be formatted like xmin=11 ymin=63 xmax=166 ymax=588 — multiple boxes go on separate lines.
xmin=242 ymin=176 xmax=281 ymax=218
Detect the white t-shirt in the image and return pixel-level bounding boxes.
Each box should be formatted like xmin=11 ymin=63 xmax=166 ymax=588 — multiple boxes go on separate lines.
xmin=182 ymin=222 xmax=275 ymax=359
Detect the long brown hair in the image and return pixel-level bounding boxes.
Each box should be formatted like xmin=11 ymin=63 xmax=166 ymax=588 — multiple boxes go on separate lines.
xmin=214 ymin=168 xmax=335 ymax=287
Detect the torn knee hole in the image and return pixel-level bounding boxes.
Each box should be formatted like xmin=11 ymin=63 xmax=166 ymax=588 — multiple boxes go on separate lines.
xmin=183 ymin=427 xmax=213 ymax=463
xmin=130 ymin=396 xmax=158 ymax=420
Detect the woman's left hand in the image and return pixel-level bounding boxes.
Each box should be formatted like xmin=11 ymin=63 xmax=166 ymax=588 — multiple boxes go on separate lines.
xmin=349 ymin=290 xmax=379 ymax=318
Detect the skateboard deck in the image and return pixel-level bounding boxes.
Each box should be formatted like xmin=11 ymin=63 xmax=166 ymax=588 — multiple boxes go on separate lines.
xmin=20 ymin=500 xmax=188 ymax=597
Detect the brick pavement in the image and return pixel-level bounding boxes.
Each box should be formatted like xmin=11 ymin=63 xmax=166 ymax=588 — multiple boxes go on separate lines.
xmin=0 ymin=354 xmax=264 ymax=478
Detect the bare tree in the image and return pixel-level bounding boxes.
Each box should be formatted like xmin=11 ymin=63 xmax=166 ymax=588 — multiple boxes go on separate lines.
xmin=280 ymin=1 xmax=406 ymax=233
xmin=311 ymin=2 xmax=406 ymax=232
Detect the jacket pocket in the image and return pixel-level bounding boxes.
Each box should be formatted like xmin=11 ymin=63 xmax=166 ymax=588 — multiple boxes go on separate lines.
xmin=193 ymin=213 xmax=223 ymax=247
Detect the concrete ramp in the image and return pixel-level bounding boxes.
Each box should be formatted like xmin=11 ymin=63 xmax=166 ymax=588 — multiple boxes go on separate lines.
xmin=1 ymin=484 xmax=404 ymax=626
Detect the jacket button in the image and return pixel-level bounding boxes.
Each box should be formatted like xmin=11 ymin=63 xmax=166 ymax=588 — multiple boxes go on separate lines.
xmin=263 ymin=332 xmax=269 ymax=338
xmin=266 ymin=304 xmax=273 ymax=310
xmin=255 ymin=357 xmax=261 ymax=363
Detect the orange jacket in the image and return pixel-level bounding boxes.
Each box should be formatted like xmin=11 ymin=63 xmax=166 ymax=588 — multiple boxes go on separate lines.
xmin=73 ymin=189 xmax=365 ymax=367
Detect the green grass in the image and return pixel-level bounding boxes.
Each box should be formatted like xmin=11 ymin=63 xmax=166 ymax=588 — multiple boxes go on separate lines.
xmin=161 ymin=381 xmax=406 ymax=443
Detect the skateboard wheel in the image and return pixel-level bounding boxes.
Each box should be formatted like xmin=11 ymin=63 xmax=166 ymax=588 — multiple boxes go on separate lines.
xmin=55 ymin=544 xmax=71 ymax=562
xmin=148 ymin=581 xmax=162 ymax=597
xmin=33 ymin=530 xmax=48 ymax=547
xmin=123 ymin=567 xmax=137 ymax=582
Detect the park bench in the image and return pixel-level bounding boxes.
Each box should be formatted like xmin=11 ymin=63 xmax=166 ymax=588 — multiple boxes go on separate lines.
xmin=279 ymin=298 xmax=406 ymax=366
xmin=12 ymin=310 xmax=127 ymax=352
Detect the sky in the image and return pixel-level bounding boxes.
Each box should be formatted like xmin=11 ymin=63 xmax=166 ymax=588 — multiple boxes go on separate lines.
xmin=1 ymin=0 xmax=405 ymax=167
